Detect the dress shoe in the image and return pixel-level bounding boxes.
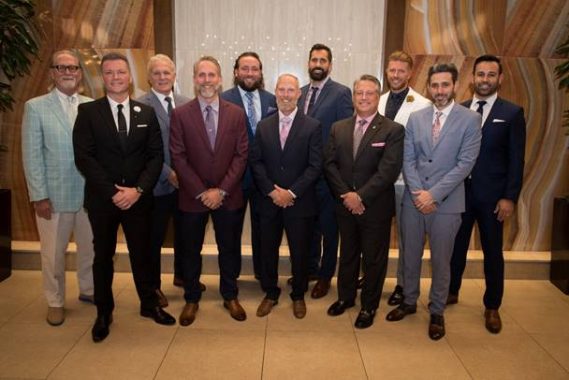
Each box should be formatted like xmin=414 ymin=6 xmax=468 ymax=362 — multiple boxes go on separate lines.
xmin=223 ymin=299 xmax=247 ymax=321
xmin=156 ymin=289 xmax=168 ymax=308
xmin=256 ymin=298 xmax=278 ymax=317
xmin=310 ymin=279 xmax=331 ymax=299
xmin=140 ymin=306 xmax=176 ymax=325
xmin=46 ymin=306 xmax=65 ymax=326
xmin=484 ymin=309 xmax=502 ymax=334
xmin=428 ymin=313 xmax=445 ymax=340
xmin=173 ymin=276 xmax=184 ymax=287
xmin=179 ymin=302 xmax=199 ymax=326
xmin=354 ymin=309 xmax=376 ymax=329
xmin=327 ymin=300 xmax=355 ymax=316
xmin=92 ymin=314 xmax=112 ymax=342
xmin=387 ymin=285 xmax=404 ymax=306
xmin=292 ymin=299 xmax=307 ymax=319
xmin=385 ymin=303 xmax=417 ymax=322
xmin=446 ymin=293 xmax=459 ymax=305
xmin=78 ymin=294 xmax=95 ymax=304
xmin=356 ymin=277 xmax=365 ymax=289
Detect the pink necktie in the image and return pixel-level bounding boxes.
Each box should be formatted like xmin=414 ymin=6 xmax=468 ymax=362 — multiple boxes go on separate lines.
xmin=280 ymin=117 xmax=292 ymax=148
xmin=353 ymin=119 xmax=367 ymax=158
xmin=432 ymin=111 xmax=442 ymax=144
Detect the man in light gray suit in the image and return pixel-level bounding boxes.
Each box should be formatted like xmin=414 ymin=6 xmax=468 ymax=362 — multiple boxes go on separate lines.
xmin=137 ymin=54 xmax=192 ymax=307
xmin=385 ymin=63 xmax=481 ymax=341
xmin=22 ymin=49 xmax=94 ymax=326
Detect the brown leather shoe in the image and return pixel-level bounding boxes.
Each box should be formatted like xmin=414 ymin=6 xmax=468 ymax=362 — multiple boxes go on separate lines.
xmin=484 ymin=309 xmax=502 ymax=334
xmin=446 ymin=293 xmax=459 ymax=305
xmin=428 ymin=313 xmax=445 ymax=340
xmin=156 ymin=289 xmax=168 ymax=308
xmin=311 ymin=279 xmax=331 ymax=299
xmin=292 ymin=300 xmax=307 ymax=319
xmin=179 ymin=302 xmax=199 ymax=326
xmin=224 ymin=299 xmax=247 ymax=321
xmin=256 ymin=298 xmax=278 ymax=317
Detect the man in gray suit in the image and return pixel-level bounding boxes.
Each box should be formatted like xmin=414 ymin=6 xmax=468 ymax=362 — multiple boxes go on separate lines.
xmin=385 ymin=63 xmax=481 ymax=340
xmin=137 ymin=54 xmax=192 ymax=307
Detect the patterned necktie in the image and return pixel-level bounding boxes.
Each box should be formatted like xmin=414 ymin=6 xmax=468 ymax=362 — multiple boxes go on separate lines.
xmin=245 ymin=92 xmax=258 ymax=134
xmin=67 ymin=96 xmax=78 ymax=126
xmin=353 ymin=119 xmax=367 ymax=158
xmin=117 ymin=104 xmax=128 ymax=151
xmin=165 ymin=96 xmax=173 ymax=117
xmin=476 ymin=100 xmax=486 ymax=115
xmin=280 ymin=116 xmax=292 ymax=148
xmin=205 ymin=105 xmax=216 ymax=149
xmin=432 ymin=111 xmax=443 ymax=144
xmin=306 ymin=86 xmax=319 ymax=114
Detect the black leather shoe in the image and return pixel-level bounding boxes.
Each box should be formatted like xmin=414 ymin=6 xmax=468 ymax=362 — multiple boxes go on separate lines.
xmin=140 ymin=306 xmax=176 ymax=325
xmin=327 ymin=300 xmax=355 ymax=316
xmin=92 ymin=314 xmax=113 ymax=342
xmin=354 ymin=309 xmax=376 ymax=329
xmin=385 ymin=303 xmax=417 ymax=322
xmin=429 ymin=314 xmax=445 ymax=340
xmin=387 ymin=285 xmax=404 ymax=306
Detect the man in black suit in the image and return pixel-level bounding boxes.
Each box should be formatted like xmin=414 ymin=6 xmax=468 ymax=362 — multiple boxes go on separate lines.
xmin=220 ymin=52 xmax=277 ymax=281
xmin=298 ymin=43 xmax=354 ymax=299
xmin=324 ymin=74 xmax=404 ymax=329
xmin=449 ymin=55 xmax=526 ymax=334
xmin=73 ymin=52 xmax=176 ymax=343
xmin=249 ymin=74 xmax=322 ymax=319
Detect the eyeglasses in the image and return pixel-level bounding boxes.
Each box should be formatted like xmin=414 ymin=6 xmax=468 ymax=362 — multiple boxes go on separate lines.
xmin=51 ymin=65 xmax=81 ymax=73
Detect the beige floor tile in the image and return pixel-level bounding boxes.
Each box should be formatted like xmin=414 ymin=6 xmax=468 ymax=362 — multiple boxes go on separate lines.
xmin=263 ymin=330 xmax=367 ymax=380
xmin=531 ymin=331 xmax=569 ymax=372
xmin=503 ymin=301 xmax=569 ymax=334
xmin=0 ymin=270 xmax=44 ymax=322
xmin=156 ymin=329 xmax=264 ymax=380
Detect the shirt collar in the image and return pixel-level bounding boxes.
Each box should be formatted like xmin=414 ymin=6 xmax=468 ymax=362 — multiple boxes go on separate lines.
xmin=389 ymin=87 xmax=409 ymax=101
xmin=107 ymin=96 xmax=130 ymax=110
xmin=55 ymin=88 xmax=77 ymax=102
xmin=309 ymin=75 xmax=330 ymax=90
xmin=151 ymin=88 xmax=173 ymax=104
xmin=472 ymin=92 xmax=497 ymax=110
xmin=355 ymin=111 xmax=378 ymax=126
xmin=279 ymin=107 xmax=298 ymax=122
xmin=198 ymin=96 xmax=219 ymax=113
xmin=433 ymin=100 xmax=455 ymax=117
xmin=237 ymin=85 xmax=259 ymax=100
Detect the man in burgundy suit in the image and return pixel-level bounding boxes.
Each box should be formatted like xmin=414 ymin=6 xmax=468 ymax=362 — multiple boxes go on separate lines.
xmin=170 ymin=56 xmax=249 ymax=326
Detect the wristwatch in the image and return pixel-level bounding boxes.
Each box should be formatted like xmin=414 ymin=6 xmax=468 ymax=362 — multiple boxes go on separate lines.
xmin=136 ymin=186 xmax=144 ymax=194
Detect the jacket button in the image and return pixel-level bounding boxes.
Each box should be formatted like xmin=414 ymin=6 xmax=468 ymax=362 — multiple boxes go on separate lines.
xmin=425 ymin=177 xmax=429 ymax=181
xmin=428 ymin=159 xmax=432 ymax=163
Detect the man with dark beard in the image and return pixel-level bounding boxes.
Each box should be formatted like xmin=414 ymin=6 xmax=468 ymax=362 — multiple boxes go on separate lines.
xmin=297 ymin=43 xmax=354 ymax=299
xmin=221 ymin=52 xmax=277 ymax=282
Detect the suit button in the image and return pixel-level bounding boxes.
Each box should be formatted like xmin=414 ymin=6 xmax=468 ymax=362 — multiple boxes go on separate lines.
xmin=428 ymin=159 xmax=432 ymax=163
xmin=425 ymin=177 xmax=429 ymax=181
xmin=281 ymin=166 xmax=284 ymax=170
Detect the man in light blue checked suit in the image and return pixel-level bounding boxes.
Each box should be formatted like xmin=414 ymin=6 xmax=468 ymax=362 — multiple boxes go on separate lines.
xmin=22 ymin=50 xmax=95 ymax=326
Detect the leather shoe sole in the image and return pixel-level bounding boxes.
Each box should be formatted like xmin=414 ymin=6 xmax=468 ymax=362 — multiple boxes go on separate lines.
xmin=484 ymin=309 xmax=502 ymax=334
xmin=327 ymin=300 xmax=355 ymax=316
xmin=354 ymin=309 xmax=376 ymax=329
xmin=256 ymin=298 xmax=278 ymax=317
xmin=428 ymin=314 xmax=445 ymax=340
xmin=292 ymin=300 xmax=307 ymax=319
xmin=385 ymin=304 xmax=417 ymax=322
xmin=311 ymin=279 xmax=331 ymax=299
xmin=224 ymin=299 xmax=247 ymax=321
xmin=179 ymin=302 xmax=199 ymax=326
xmin=140 ymin=307 xmax=176 ymax=325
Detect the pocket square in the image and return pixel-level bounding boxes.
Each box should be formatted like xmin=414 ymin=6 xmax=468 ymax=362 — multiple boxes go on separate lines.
xmin=136 ymin=124 xmax=148 ymax=128
xmin=371 ymin=142 xmax=386 ymax=147
xmin=492 ymin=119 xmax=506 ymax=123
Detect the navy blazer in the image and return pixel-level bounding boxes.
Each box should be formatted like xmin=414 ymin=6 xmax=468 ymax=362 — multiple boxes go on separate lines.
xmin=462 ymin=98 xmax=526 ymax=204
xmin=250 ymin=111 xmax=322 ymax=218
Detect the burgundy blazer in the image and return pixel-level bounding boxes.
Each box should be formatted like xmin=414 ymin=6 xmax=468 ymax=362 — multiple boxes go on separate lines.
xmin=170 ymin=97 xmax=248 ymax=212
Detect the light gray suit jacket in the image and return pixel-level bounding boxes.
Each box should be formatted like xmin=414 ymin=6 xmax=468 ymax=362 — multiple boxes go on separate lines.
xmin=402 ymin=102 xmax=481 ymax=214
xmin=22 ymin=89 xmax=93 ymax=212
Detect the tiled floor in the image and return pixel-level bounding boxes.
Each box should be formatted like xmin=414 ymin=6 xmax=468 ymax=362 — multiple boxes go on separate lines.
xmin=0 ymin=271 xmax=568 ymax=379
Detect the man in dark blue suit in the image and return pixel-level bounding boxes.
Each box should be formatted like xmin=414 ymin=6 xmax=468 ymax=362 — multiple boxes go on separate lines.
xmin=220 ymin=52 xmax=277 ymax=281
xmin=297 ymin=43 xmax=354 ymax=299
xmin=449 ymin=55 xmax=526 ymax=334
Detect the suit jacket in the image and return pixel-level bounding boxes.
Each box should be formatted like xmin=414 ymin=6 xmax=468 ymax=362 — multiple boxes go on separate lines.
xmin=249 ymin=111 xmax=322 ymax=218
xmin=402 ymin=103 xmax=482 ymax=214
xmin=324 ymin=113 xmax=405 ymax=219
xmin=136 ymin=91 xmax=190 ymax=196
xmin=72 ymin=97 xmax=164 ymax=211
xmin=169 ymin=97 xmax=248 ymax=212
xmin=220 ymin=86 xmax=277 ymax=190
xmin=298 ymin=78 xmax=354 ymax=145
xmin=22 ymin=89 xmax=93 ymax=212
xmin=462 ymin=97 xmax=526 ymax=204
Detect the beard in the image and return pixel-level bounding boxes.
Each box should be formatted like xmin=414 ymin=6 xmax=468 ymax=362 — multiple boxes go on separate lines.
xmin=195 ymin=83 xmax=221 ymax=99
xmin=276 ymin=98 xmax=296 ymax=113
xmin=309 ymin=67 xmax=329 ymax=81
xmin=235 ymin=76 xmax=264 ymax=92
xmin=474 ymin=81 xmax=499 ymax=97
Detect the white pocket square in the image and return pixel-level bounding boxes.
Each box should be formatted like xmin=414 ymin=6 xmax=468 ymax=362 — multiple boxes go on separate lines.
xmin=371 ymin=142 xmax=386 ymax=147
xmin=492 ymin=119 xmax=506 ymax=123
xmin=137 ymin=124 xmax=148 ymax=128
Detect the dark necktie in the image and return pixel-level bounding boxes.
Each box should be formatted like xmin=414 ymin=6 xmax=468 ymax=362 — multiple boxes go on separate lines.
xmin=165 ymin=96 xmax=173 ymax=117
xmin=205 ymin=105 xmax=216 ymax=149
xmin=353 ymin=119 xmax=367 ymax=158
xmin=245 ymin=92 xmax=258 ymax=134
xmin=306 ymin=86 xmax=319 ymax=114
xmin=476 ymin=100 xmax=486 ymax=115
xmin=117 ymin=104 xmax=128 ymax=151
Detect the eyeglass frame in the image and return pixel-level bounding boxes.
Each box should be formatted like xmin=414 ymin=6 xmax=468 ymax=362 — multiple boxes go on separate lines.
xmin=50 ymin=65 xmax=81 ymax=73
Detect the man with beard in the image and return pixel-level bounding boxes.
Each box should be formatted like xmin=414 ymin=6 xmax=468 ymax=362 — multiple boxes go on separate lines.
xmin=298 ymin=43 xmax=354 ymax=299
xmin=250 ymin=74 xmax=322 ymax=319
xmin=448 ymin=55 xmax=526 ymax=334
xmin=385 ymin=63 xmax=481 ymax=341
xmin=170 ymin=56 xmax=248 ymax=326
xmin=22 ymin=49 xmax=94 ymax=326
xmin=221 ymin=52 xmax=277 ymax=281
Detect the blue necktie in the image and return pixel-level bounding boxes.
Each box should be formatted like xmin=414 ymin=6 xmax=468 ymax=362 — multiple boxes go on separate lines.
xmin=245 ymin=92 xmax=258 ymax=134
xmin=205 ymin=105 xmax=216 ymax=149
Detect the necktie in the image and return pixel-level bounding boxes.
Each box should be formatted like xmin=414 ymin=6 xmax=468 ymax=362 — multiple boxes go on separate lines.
xmin=432 ymin=111 xmax=443 ymax=144
xmin=67 ymin=96 xmax=78 ymax=126
xmin=117 ymin=104 xmax=128 ymax=151
xmin=245 ymin=92 xmax=258 ymax=134
xmin=306 ymin=86 xmax=319 ymax=114
xmin=476 ymin=100 xmax=486 ymax=115
xmin=165 ymin=96 xmax=173 ymax=117
xmin=280 ymin=117 xmax=292 ymax=148
xmin=353 ymin=119 xmax=367 ymax=158
xmin=205 ymin=105 xmax=216 ymax=149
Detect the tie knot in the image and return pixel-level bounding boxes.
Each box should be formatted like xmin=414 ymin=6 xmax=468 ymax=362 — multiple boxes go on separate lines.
xmin=282 ymin=116 xmax=292 ymax=126
xmin=477 ymin=100 xmax=487 ymax=107
xmin=165 ymin=96 xmax=172 ymax=104
xmin=68 ymin=96 xmax=76 ymax=105
xmin=245 ymin=92 xmax=254 ymax=100
xmin=435 ymin=111 xmax=442 ymax=119
xmin=205 ymin=105 xmax=212 ymax=112
xmin=311 ymin=86 xmax=319 ymax=93
xmin=117 ymin=104 xmax=124 ymax=111
xmin=358 ymin=119 xmax=367 ymax=127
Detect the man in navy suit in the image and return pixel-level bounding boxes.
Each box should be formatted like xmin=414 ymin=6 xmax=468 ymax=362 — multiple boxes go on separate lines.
xmin=448 ymin=55 xmax=526 ymax=334
xmin=220 ymin=52 xmax=277 ymax=281
xmin=250 ymin=74 xmax=322 ymax=319
xmin=298 ymin=43 xmax=354 ymax=299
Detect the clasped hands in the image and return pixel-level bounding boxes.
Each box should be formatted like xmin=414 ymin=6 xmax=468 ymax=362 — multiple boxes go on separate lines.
xmin=200 ymin=188 xmax=224 ymax=210
xmin=412 ymin=189 xmax=437 ymax=214
xmin=269 ymin=185 xmax=294 ymax=208
xmin=341 ymin=192 xmax=365 ymax=215
xmin=113 ymin=185 xmax=141 ymax=210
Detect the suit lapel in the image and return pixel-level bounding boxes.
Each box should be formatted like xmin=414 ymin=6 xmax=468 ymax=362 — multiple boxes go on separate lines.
xmin=149 ymin=93 xmax=169 ymax=126
xmin=189 ymin=101 xmax=213 ymax=153
xmin=483 ymin=97 xmax=502 ymax=129
xmin=97 ymin=97 xmax=123 ymax=150
xmin=48 ymin=90 xmax=72 ymax=134
xmin=309 ymin=80 xmax=332 ymax=115
xmin=422 ymin=108 xmax=435 ymax=152
xmin=282 ymin=112 xmax=302 ymax=154
xmin=433 ymin=105 xmax=457 ymax=149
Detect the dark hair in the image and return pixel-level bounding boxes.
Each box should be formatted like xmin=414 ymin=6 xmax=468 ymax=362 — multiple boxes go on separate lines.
xmin=234 ymin=51 xmax=263 ymax=71
xmin=353 ymin=74 xmax=381 ymax=95
xmin=309 ymin=43 xmax=332 ymax=63
xmin=193 ymin=55 xmax=221 ymax=76
xmin=101 ymin=52 xmax=130 ymax=69
xmin=473 ymin=54 xmax=503 ymax=75
xmin=428 ymin=63 xmax=458 ymax=84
